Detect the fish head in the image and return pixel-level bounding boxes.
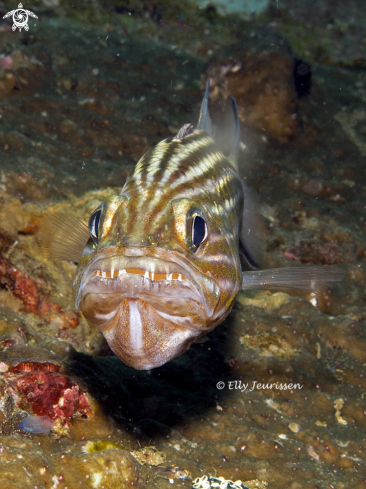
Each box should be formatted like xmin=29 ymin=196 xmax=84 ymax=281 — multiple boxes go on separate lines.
xmin=74 ymin=182 xmax=242 ymax=370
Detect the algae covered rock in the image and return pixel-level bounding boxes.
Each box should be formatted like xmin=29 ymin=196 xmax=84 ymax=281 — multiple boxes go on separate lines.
xmin=0 ymin=437 xmax=140 ymax=488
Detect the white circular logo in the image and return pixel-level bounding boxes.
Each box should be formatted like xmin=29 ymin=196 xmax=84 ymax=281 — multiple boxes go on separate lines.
xmin=12 ymin=7 xmax=29 ymax=31
xmin=3 ymin=3 xmax=38 ymax=32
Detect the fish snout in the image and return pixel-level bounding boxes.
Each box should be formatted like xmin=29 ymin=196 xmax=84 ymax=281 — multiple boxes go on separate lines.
xmin=117 ymin=235 xmax=152 ymax=248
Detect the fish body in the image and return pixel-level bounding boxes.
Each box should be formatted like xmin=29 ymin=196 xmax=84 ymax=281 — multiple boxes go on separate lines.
xmin=38 ymin=85 xmax=344 ymax=370
xmin=18 ymin=415 xmax=53 ymax=434
xmin=75 ymin=125 xmax=247 ymax=370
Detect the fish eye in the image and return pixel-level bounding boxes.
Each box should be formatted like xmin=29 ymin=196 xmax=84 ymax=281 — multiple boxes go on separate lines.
xmin=192 ymin=215 xmax=208 ymax=249
xmin=89 ymin=206 xmax=102 ymax=243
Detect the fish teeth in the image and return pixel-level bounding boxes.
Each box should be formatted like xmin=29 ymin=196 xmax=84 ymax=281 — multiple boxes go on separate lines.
xmin=143 ymin=270 xmax=149 ymax=285
xmin=117 ymin=269 xmax=126 ymax=284
xmin=94 ymin=268 xmax=187 ymax=284
xmin=166 ymin=273 xmax=172 ymax=286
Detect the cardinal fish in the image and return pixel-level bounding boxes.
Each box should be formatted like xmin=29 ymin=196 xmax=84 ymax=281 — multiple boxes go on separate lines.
xmin=38 ymin=84 xmax=343 ymax=370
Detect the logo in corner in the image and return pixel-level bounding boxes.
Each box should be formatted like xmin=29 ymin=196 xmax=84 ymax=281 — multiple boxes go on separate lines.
xmin=3 ymin=3 xmax=38 ymax=31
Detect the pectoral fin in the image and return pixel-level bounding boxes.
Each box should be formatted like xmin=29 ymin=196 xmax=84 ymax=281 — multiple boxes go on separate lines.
xmin=242 ymin=265 xmax=345 ymax=294
xmin=37 ymin=213 xmax=89 ymax=262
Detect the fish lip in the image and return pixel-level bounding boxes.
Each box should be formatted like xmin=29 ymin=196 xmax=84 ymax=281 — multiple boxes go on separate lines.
xmin=74 ymin=247 xmax=220 ymax=318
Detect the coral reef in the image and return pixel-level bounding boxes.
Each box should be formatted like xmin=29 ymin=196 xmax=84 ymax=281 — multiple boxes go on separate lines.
xmin=207 ymin=51 xmax=298 ymax=143
xmin=192 ymin=475 xmax=251 ymax=489
xmin=0 ymin=2 xmax=365 ymax=488
xmin=0 ymin=343 xmax=92 ymax=433
xmin=0 ymin=394 xmax=26 ymax=436
xmin=0 ymin=48 xmax=52 ymax=99
xmin=0 ymin=254 xmax=80 ymax=329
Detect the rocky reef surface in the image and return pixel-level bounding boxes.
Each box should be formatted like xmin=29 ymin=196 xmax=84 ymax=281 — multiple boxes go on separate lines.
xmin=0 ymin=1 xmax=365 ymax=488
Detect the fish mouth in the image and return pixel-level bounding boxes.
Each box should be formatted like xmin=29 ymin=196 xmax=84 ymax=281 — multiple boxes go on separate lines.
xmin=75 ymin=249 xmax=222 ymax=369
xmin=75 ymin=250 xmax=220 ymax=327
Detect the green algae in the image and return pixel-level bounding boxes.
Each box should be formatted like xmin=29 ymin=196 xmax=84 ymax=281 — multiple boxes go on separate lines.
xmin=83 ymin=439 xmax=125 ymax=453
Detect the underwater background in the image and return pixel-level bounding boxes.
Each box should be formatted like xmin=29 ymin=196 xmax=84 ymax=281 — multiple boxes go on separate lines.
xmin=0 ymin=0 xmax=365 ymax=487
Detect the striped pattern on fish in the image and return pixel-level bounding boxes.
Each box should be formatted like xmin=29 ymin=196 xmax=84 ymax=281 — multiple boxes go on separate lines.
xmin=118 ymin=131 xmax=243 ymax=266
xmin=122 ymin=132 xmax=241 ymax=236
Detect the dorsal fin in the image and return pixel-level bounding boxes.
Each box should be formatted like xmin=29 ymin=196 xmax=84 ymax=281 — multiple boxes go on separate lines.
xmin=197 ymin=81 xmax=240 ymax=169
xmin=174 ymin=123 xmax=194 ymax=140
xmin=197 ymin=81 xmax=213 ymax=135
xmin=218 ymin=96 xmax=240 ymax=168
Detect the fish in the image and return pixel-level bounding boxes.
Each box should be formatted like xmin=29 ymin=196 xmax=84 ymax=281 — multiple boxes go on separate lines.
xmin=37 ymin=83 xmax=344 ymax=370
xmin=18 ymin=414 xmax=53 ymax=434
